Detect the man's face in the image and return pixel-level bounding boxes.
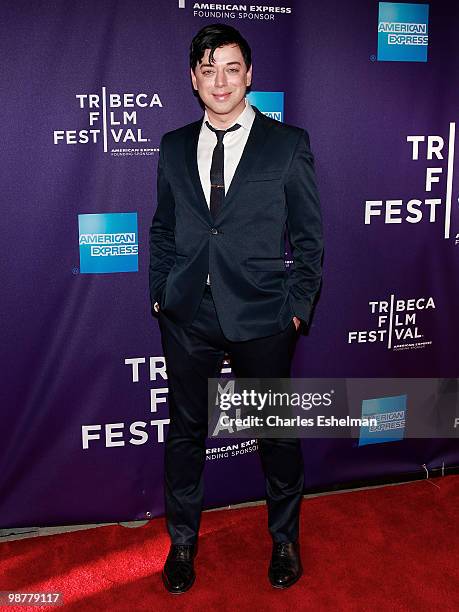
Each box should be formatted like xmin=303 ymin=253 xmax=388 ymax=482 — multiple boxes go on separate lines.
xmin=190 ymin=43 xmax=252 ymax=119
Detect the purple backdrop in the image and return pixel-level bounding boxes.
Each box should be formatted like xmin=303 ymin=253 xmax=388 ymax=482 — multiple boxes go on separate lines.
xmin=1 ymin=0 xmax=458 ymax=528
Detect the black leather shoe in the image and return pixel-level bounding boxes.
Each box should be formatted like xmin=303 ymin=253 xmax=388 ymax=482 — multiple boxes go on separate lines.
xmin=162 ymin=543 xmax=197 ymax=594
xmin=268 ymin=541 xmax=303 ymax=589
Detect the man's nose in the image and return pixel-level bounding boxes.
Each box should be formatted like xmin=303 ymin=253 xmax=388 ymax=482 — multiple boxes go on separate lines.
xmin=214 ymin=69 xmax=227 ymax=88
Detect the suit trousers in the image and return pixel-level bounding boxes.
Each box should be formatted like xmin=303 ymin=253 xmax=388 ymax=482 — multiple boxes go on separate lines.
xmin=158 ymin=284 xmax=304 ymax=545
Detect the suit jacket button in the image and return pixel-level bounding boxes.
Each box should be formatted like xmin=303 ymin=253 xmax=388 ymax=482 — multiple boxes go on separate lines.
xmin=210 ymin=228 xmax=219 ymax=235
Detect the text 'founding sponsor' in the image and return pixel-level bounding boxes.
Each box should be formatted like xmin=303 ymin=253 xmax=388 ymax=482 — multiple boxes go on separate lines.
xmin=192 ymin=4 xmax=292 ymax=20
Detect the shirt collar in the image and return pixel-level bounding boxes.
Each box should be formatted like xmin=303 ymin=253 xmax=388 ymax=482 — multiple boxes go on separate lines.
xmin=203 ymin=97 xmax=255 ymax=132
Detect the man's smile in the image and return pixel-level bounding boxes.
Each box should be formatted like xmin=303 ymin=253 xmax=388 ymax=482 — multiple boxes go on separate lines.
xmin=212 ymin=92 xmax=231 ymax=101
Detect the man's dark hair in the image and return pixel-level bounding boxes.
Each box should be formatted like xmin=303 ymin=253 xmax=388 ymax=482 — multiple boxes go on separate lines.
xmin=190 ymin=23 xmax=252 ymax=73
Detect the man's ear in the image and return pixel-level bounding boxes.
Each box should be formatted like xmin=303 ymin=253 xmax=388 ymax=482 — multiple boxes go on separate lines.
xmin=190 ymin=67 xmax=197 ymax=91
xmin=246 ymin=64 xmax=252 ymax=87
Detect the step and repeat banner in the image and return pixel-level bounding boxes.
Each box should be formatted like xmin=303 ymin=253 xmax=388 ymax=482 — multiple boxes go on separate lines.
xmin=1 ymin=0 xmax=458 ymax=527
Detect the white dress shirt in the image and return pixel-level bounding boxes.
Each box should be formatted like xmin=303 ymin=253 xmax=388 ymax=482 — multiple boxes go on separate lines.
xmin=198 ymin=97 xmax=256 ymax=284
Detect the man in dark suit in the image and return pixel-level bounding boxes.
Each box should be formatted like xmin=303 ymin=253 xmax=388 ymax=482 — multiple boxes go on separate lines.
xmin=149 ymin=23 xmax=323 ymax=594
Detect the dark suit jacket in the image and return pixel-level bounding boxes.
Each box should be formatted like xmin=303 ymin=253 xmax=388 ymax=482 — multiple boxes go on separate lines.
xmin=149 ymin=104 xmax=323 ymax=342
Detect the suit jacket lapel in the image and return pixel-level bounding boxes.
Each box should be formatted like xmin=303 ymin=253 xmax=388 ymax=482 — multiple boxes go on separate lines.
xmin=185 ymin=104 xmax=271 ymax=222
xmin=221 ymin=105 xmax=270 ymax=214
xmin=185 ymin=118 xmax=212 ymax=222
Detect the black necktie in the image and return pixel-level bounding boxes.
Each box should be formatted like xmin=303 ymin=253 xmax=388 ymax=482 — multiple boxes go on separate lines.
xmin=205 ymin=121 xmax=241 ymax=221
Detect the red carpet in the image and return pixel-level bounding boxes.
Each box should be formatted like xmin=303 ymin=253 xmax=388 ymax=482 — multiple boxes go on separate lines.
xmin=1 ymin=477 xmax=458 ymax=611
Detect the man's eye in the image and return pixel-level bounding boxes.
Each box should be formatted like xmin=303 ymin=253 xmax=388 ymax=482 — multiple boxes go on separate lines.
xmin=228 ymin=69 xmax=239 ymax=73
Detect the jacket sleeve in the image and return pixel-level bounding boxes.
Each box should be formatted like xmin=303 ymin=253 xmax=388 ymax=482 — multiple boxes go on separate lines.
xmin=285 ymin=129 xmax=323 ymax=326
xmin=149 ymin=135 xmax=176 ymax=314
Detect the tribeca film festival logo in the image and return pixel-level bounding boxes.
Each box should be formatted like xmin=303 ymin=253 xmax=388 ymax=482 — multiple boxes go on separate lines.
xmin=81 ymin=353 xmax=257 ymax=459
xmin=78 ymin=213 xmax=138 ymax=273
xmin=365 ymin=124 xmax=459 ymax=244
xmin=178 ymin=1 xmax=292 ymax=21
xmin=377 ymin=2 xmax=429 ymax=62
xmin=53 ymin=89 xmax=163 ymax=156
xmin=348 ymin=295 xmax=435 ymax=351
xmin=81 ymin=355 xmax=170 ymax=450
